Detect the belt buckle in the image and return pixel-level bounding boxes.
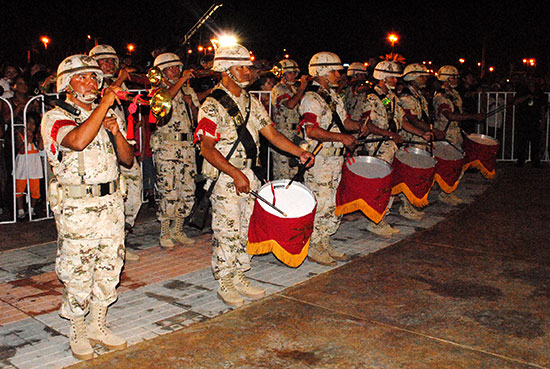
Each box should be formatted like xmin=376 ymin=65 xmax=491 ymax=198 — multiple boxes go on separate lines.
xmin=100 ymin=183 xmax=110 ymax=196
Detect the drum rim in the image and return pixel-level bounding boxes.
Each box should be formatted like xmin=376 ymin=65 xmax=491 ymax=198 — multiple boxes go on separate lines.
xmin=346 ymin=155 xmax=393 ymax=178
xmin=433 ymin=140 xmax=465 ymax=158
xmin=257 ymin=179 xmax=317 ymax=217
xmin=396 ymin=147 xmax=437 ymax=166
xmin=467 ymin=133 xmax=499 ymax=145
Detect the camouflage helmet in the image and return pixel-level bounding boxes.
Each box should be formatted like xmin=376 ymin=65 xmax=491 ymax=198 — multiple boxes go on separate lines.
xmin=277 ymin=59 xmax=300 ymax=74
xmin=308 ymin=52 xmax=343 ymax=77
xmin=153 ymin=53 xmax=183 ymax=71
xmin=56 ymin=54 xmax=104 ymax=93
xmin=89 ymin=44 xmax=119 ymax=65
xmin=402 ymin=63 xmax=430 ymax=82
xmin=373 ymin=61 xmax=402 ymax=80
xmin=347 ymin=62 xmax=368 ymax=77
xmin=212 ymin=44 xmax=253 ymax=72
xmin=437 ymin=65 xmax=459 ymax=81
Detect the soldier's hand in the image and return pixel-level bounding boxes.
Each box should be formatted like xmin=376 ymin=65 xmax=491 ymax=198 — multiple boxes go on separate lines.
xmin=299 ymin=75 xmax=311 ymax=89
xmin=299 ymin=150 xmax=315 ymax=168
xmin=390 ymin=133 xmax=403 ymax=144
xmin=119 ymin=68 xmax=135 ymax=82
xmin=341 ymin=134 xmax=358 ymax=151
xmin=103 ymin=116 xmax=120 ymax=136
xmin=422 ymin=131 xmax=434 ymax=142
xmin=182 ymin=69 xmax=195 ymax=82
xmin=233 ymin=170 xmax=250 ymax=195
xmin=473 ymin=113 xmax=486 ymax=122
xmin=102 ymin=86 xmax=122 ymax=106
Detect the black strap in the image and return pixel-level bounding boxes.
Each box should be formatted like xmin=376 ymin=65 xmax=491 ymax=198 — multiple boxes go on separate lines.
xmin=203 ymin=89 xmax=252 ymax=196
xmin=374 ymin=90 xmax=397 ymax=133
xmin=305 ymin=85 xmax=348 ymax=134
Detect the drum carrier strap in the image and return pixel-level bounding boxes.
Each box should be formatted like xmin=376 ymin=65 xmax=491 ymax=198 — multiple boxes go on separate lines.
xmin=373 ymin=90 xmax=398 ymax=133
xmin=209 ymin=88 xmax=265 ymax=181
xmin=305 ymin=85 xmax=348 ymax=134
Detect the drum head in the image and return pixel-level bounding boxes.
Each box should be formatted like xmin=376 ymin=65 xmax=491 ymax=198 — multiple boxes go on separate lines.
xmin=395 ymin=148 xmax=436 ymax=168
xmin=433 ymin=141 xmax=464 ymax=160
xmin=346 ymin=156 xmax=392 ymax=179
xmin=468 ymin=133 xmax=498 ymax=146
xmin=257 ymin=180 xmax=316 ymax=218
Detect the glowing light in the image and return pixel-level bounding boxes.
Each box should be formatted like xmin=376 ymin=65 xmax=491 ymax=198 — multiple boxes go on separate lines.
xmin=217 ymin=34 xmax=238 ymax=48
xmin=250 ymin=55 xmax=255 ymax=61
xmin=488 ymin=66 xmax=494 ymax=72
xmin=459 ymin=58 xmax=465 ymax=64
xmin=364 ymin=62 xmax=369 ymax=67
xmin=477 ymin=62 xmax=481 ymax=67
xmin=284 ymin=54 xmax=290 ymax=59
xmin=198 ymin=45 xmax=204 ymax=52
xmin=40 ymin=36 xmax=50 ymax=49
xmin=207 ymin=46 xmax=213 ymax=52
xmin=87 ymin=35 xmax=92 ymax=40
xmin=187 ymin=49 xmax=193 ymax=54
xmin=387 ymin=33 xmax=399 ymax=47
xmin=127 ymin=44 xmax=135 ymax=53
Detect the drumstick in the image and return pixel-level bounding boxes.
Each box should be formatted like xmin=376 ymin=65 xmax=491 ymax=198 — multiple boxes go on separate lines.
xmin=250 ymin=190 xmax=287 ymax=217
xmin=286 ymin=143 xmax=324 ymax=189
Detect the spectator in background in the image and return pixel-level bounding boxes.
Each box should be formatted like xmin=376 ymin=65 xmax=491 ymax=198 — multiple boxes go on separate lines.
xmin=458 ymin=71 xmax=481 ymax=134
xmin=514 ymin=78 xmax=547 ymax=168
xmin=14 ymin=113 xmax=43 ymax=219
xmin=0 ymin=65 xmax=19 ymax=99
xmin=5 ymin=76 xmax=40 ymax=124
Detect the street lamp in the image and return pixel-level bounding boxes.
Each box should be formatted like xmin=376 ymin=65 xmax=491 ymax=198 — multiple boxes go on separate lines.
xmin=459 ymin=58 xmax=465 ymax=64
xmin=40 ymin=36 xmax=50 ymax=49
xmin=387 ymin=33 xmax=399 ymax=51
xmin=127 ymin=44 xmax=136 ymax=53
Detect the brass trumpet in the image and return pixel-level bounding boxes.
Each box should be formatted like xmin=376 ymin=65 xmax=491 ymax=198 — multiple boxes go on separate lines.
xmin=258 ymin=65 xmax=283 ymax=78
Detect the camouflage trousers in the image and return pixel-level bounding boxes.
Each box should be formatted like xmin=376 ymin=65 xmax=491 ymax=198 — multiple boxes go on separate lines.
xmin=54 ymin=192 xmax=125 ymax=319
xmin=304 ymin=155 xmax=344 ymax=246
xmin=120 ymin=157 xmax=143 ymax=228
xmin=153 ymin=145 xmax=196 ymax=221
xmin=271 ymin=150 xmax=298 ymax=181
xmin=210 ymin=168 xmax=260 ymax=279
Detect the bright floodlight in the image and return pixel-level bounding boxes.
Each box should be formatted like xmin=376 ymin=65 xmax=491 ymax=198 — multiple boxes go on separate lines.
xmin=218 ymin=35 xmax=238 ymax=47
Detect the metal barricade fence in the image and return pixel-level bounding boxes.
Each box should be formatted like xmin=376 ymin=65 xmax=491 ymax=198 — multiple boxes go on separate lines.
xmin=475 ymin=91 xmax=550 ymax=162
xmin=1 ymin=90 xmax=152 ymax=224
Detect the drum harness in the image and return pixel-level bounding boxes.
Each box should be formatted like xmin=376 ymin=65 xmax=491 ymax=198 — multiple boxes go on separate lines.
xmin=187 ymin=88 xmax=252 ymax=229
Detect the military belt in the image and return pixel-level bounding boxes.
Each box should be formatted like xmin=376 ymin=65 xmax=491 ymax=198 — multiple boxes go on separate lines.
xmin=62 ymin=179 xmax=119 ymax=198
xmin=160 ymin=132 xmax=193 ymax=142
xmin=228 ymin=157 xmax=253 ymax=170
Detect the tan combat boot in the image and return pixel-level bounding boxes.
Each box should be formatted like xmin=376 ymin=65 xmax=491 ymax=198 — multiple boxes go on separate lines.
xmin=87 ymin=305 xmax=127 ymax=350
xmin=171 ymin=218 xmax=195 ymax=245
xmin=398 ymin=200 xmax=424 ymax=220
xmin=159 ymin=220 xmax=175 ymax=250
xmin=69 ymin=316 xmax=94 ymax=360
xmin=232 ymin=270 xmax=266 ymax=299
xmin=217 ymin=273 xmax=245 ymax=307
xmin=366 ymin=220 xmax=399 ymax=237
xmin=323 ymin=240 xmax=349 ymax=261
xmin=308 ymin=243 xmax=337 ymax=266
xmin=438 ymin=192 xmax=463 ymax=205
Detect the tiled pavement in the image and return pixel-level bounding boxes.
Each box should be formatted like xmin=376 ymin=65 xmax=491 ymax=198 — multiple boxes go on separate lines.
xmin=0 ymin=173 xmax=491 ymax=369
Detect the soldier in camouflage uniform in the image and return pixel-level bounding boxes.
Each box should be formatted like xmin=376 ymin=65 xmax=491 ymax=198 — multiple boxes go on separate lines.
xmin=362 ymin=61 xmax=432 ymax=235
xmin=151 ymin=53 xmax=199 ymax=249
xmin=41 ymin=55 xmax=135 ymax=360
xmin=90 ymin=44 xmax=141 ymax=262
xmin=298 ymin=52 xmax=370 ymax=266
xmin=433 ymin=65 xmax=484 ymax=205
xmin=270 ymin=59 xmax=309 ymax=179
xmin=196 ymin=44 xmax=314 ymax=307
xmin=344 ymin=62 xmax=371 ymax=122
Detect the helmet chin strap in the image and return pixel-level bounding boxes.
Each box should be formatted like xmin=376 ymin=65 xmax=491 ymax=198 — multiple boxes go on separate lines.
xmin=226 ymin=69 xmax=250 ymax=88
xmin=67 ymin=85 xmax=98 ymax=104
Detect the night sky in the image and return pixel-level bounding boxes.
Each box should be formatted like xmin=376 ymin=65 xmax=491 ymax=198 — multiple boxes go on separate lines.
xmin=1 ymin=1 xmax=549 ymax=75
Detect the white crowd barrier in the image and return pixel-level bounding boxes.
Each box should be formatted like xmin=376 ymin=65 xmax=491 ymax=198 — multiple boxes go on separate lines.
xmin=2 ymin=90 xmax=547 ymax=225
xmin=475 ymin=91 xmax=550 ymax=162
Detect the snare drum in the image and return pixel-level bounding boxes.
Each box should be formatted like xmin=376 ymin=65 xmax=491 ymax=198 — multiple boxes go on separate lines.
xmin=462 ymin=133 xmax=499 ymax=179
xmin=247 ymin=180 xmax=317 ymax=267
xmin=391 ymin=147 xmax=436 ymax=207
xmin=433 ymin=141 xmax=465 ymax=193
xmin=335 ymin=156 xmax=393 ymax=224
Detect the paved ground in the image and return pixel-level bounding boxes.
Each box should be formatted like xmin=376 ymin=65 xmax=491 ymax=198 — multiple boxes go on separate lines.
xmin=1 ymin=163 xmax=548 ymax=369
